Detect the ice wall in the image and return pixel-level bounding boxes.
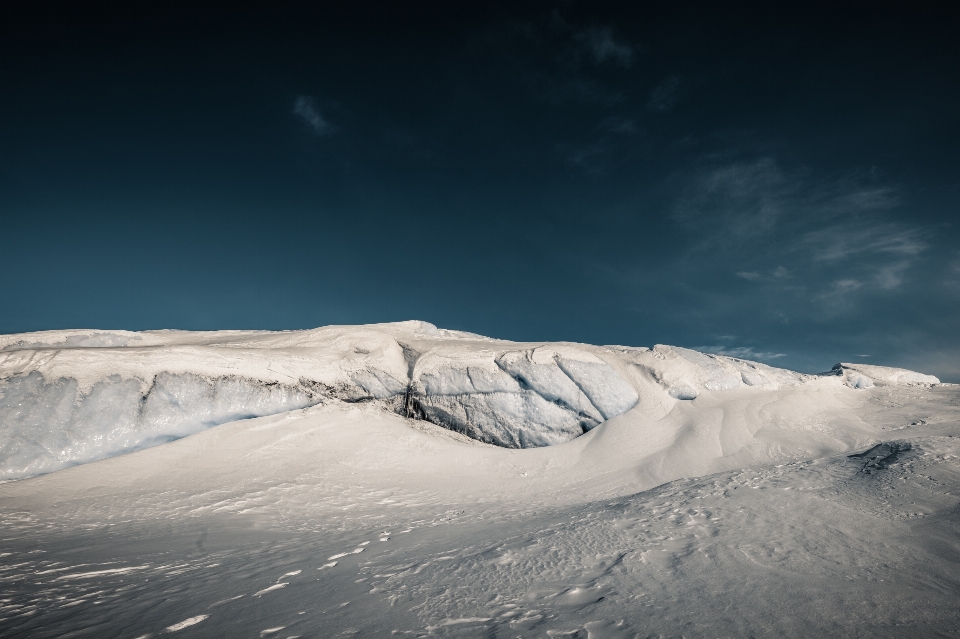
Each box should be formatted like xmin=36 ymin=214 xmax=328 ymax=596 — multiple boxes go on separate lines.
xmin=0 ymin=372 xmax=320 ymax=481
xmin=2 ymin=322 xmax=941 ymax=480
xmin=408 ymin=346 xmax=640 ymax=448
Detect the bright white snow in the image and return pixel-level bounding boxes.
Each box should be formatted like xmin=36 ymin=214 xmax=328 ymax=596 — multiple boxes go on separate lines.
xmin=0 ymin=321 xmax=956 ymax=638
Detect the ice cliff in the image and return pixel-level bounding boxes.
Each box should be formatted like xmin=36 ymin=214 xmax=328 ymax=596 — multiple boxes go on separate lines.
xmin=0 ymin=322 xmax=940 ymax=480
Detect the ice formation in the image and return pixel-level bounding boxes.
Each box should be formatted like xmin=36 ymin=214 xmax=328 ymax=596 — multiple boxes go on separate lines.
xmin=0 ymin=371 xmax=320 ymax=480
xmin=831 ymin=362 xmax=940 ymax=387
xmin=408 ymin=346 xmax=639 ymax=447
xmin=0 ymin=321 xmax=940 ymax=480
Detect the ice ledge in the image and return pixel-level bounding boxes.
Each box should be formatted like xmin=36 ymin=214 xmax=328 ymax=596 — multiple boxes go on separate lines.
xmin=825 ymin=363 xmax=940 ymax=389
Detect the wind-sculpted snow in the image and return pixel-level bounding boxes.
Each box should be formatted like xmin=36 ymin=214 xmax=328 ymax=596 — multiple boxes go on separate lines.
xmin=618 ymin=344 xmax=808 ymax=401
xmin=0 ymin=321 xmax=942 ymax=479
xmin=0 ymin=372 xmax=320 ymax=481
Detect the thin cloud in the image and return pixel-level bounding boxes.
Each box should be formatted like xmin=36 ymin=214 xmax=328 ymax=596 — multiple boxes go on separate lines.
xmin=564 ymin=140 xmax=613 ymax=175
xmin=293 ymin=96 xmax=334 ymax=136
xmin=875 ymin=261 xmax=911 ymax=289
xmin=694 ymin=344 xmax=787 ymax=361
xmin=674 ymin=158 xmax=928 ymax=296
xmin=574 ymin=26 xmax=634 ymax=67
xmin=802 ymin=223 xmax=927 ymax=262
xmin=674 ymin=158 xmax=911 ymax=246
xmin=673 ymin=157 xmax=790 ymax=240
xmin=827 ymin=187 xmax=899 ymax=212
xmin=817 ymin=278 xmax=864 ymax=306
xmin=648 ymin=76 xmax=681 ymax=112
xmin=666 ymin=154 xmax=938 ymax=328
xmin=561 ymin=117 xmax=637 ymax=174
xmin=737 ymin=266 xmax=789 ymax=282
xmin=536 ymin=73 xmax=625 ymax=107
xmin=600 ymin=116 xmax=638 ymax=135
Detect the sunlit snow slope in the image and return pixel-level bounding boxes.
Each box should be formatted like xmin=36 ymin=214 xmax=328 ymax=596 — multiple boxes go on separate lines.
xmin=0 ymin=321 xmax=939 ymax=481
xmin=1 ymin=322 xmax=957 ymax=638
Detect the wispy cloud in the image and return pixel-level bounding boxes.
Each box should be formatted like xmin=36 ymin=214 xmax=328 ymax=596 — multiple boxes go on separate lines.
xmin=694 ymin=344 xmax=787 ymax=361
xmin=948 ymin=253 xmax=960 ymax=288
xmin=667 ymin=154 xmax=935 ymax=326
xmin=826 ymin=187 xmax=899 ymax=212
xmin=541 ymin=75 xmax=624 ymax=106
xmin=483 ymin=13 xmax=632 ymax=108
xmin=600 ymin=116 xmax=637 ymax=135
xmin=561 ymin=116 xmax=639 ymax=174
xmin=737 ymin=266 xmax=790 ymax=282
xmin=674 ymin=158 xmax=910 ymax=246
xmin=673 ymin=157 xmax=790 ymax=240
xmin=574 ymin=26 xmax=634 ymax=67
xmin=815 ymin=278 xmax=864 ymax=310
xmin=564 ymin=140 xmax=614 ymax=175
xmin=648 ymin=76 xmax=681 ymax=112
xmin=874 ymin=261 xmax=911 ymax=289
xmin=801 ymin=223 xmax=926 ymax=262
xmin=293 ymin=96 xmax=334 ymax=136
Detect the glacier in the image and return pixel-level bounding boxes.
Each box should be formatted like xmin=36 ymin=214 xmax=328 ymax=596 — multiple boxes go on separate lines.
xmin=0 ymin=322 xmax=941 ymax=480
xmin=0 ymin=322 xmax=955 ymax=639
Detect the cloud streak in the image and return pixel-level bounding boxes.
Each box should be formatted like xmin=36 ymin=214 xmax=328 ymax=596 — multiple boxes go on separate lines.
xmin=673 ymin=158 xmax=790 ymax=240
xmin=574 ymin=26 xmax=634 ymax=67
xmin=293 ymin=96 xmax=334 ymax=136
xmin=694 ymin=344 xmax=787 ymax=361
xmin=648 ymin=76 xmax=681 ymax=112
xmin=801 ymin=223 xmax=926 ymax=262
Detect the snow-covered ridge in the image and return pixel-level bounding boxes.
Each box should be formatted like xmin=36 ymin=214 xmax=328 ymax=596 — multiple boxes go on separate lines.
xmin=0 ymin=321 xmax=940 ymax=480
xmin=826 ymin=362 xmax=941 ymax=388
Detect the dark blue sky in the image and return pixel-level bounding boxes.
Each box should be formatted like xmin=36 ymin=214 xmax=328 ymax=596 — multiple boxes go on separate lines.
xmin=2 ymin=2 xmax=959 ymax=380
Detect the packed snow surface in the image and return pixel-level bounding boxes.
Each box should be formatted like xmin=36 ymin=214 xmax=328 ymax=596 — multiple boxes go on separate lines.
xmin=0 ymin=322 xmax=956 ymax=638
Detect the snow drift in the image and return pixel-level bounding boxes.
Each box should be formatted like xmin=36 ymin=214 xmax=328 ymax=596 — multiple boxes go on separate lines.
xmin=0 ymin=322 xmax=940 ymax=480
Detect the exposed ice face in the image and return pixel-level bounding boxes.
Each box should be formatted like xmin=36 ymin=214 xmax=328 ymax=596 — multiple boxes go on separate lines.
xmin=0 ymin=336 xmax=643 ymax=476
xmin=349 ymin=369 xmax=407 ymax=399
xmin=0 ymin=372 xmax=320 ymax=481
xmin=415 ymin=392 xmax=589 ymax=448
xmin=409 ymin=347 xmax=639 ymax=448
xmin=553 ymin=356 xmax=639 ymax=419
